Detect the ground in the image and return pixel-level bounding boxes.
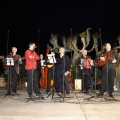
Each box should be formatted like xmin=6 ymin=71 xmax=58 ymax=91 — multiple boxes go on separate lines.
xmin=0 ymin=87 xmax=120 ymax=120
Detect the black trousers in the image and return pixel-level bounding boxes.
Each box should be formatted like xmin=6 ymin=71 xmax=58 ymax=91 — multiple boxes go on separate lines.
xmin=54 ymin=71 xmax=60 ymax=92
xmin=7 ymin=67 xmax=18 ymax=93
xmin=26 ymin=70 xmax=40 ymax=96
xmin=55 ymin=71 xmax=70 ymax=94
xmin=100 ymin=69 xmax=115 ymax=95
xmin=11 ymin=68 xmax=18 ymax=92
xmin=46 ymin=67 xmax=53 ymax=92
xmin=81 ymin=69 xmax=91 ymax=92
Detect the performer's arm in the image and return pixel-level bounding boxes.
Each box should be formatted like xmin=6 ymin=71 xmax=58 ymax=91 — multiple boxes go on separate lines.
xmin=33 ymin=51 xmax=40 ymax=60
xmin=25 ymin=50 xmax=39 ymax=61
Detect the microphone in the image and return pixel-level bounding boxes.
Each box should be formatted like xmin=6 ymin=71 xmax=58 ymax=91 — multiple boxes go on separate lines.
xmin=7 ymin=52 xmax=12 ymax=57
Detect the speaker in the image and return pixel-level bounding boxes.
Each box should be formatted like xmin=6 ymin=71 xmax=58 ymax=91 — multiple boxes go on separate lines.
xmin=75 ymin=79 xmax=82 ymax=90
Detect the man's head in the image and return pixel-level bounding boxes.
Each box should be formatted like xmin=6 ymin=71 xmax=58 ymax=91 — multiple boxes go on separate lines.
xmin=40 ymin=54 xmax=43 ymax=60
xmin=28 ymin=42 xmax=36 ymax=50
xmin=59 ymin=47 xmax=65 ymax=54
xmin=105 ymin=43 xmax=111 ymax=52
xmin=51 ymin=51 xmax=55 ymax=55
xmin=12 ymin=47 xmax=17 ymax=53
xmin=82 ymin=49 xmax=87 ymax=56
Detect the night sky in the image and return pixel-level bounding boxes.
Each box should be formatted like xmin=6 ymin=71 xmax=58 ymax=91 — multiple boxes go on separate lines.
xmin=0 ymin=0 xmax=120 ymax=58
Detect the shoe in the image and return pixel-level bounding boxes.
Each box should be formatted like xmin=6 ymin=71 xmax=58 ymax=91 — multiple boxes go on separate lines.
xmin=65 ymin=93 xmax=70 ymax=96
xmin=9 ymin=91 xmax=17 ymax=96
xmin=97 ymin=93 xmax=103 ymax=97
xmin=109 ymin=94 xmax=113 ymax=98
xmin=83 ymin=91 xmax=89 ymax=94
xmin=60 ymin=93 xmax=65 ymax=97
xmin=36 ymin=94 xmax=45 ymax=99
xmin=13 ymin=92 xmax=19 ymax=96
xmin=28 ymin=95 xmax=32 ymax=98
xmin=36 ymin=93 xmax=41 ymax=97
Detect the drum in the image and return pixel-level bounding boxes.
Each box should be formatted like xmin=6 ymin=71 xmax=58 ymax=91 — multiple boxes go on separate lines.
xmin=0 ymin=77 xmax=6 ymax=87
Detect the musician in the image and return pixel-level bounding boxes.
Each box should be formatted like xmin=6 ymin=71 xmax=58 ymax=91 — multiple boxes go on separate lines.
xmin=2 ymin=47 xmax=22 ymax=94
xmin=25 ymin=42 xmax=41 ymax=98
xmin=97 ymin=43 xmax=118 ymax=97
xmin=37 ymin=54 xmax=44 ymax=89
xmin=45 ymin=51 xmax=55 ymax=94
xmin=77 ymin=49 xmax=94 ymax=93
xmin=54 ymin=47 xmax=71 ymax=97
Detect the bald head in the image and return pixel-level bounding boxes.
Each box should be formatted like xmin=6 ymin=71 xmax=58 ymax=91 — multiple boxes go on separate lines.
xmin=59 ymin=47 xmax=65 ymax=54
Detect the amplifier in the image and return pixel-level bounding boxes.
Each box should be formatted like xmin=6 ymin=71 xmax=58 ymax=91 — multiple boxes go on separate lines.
xmin=75 ymin=79 xmax=82 ymax=90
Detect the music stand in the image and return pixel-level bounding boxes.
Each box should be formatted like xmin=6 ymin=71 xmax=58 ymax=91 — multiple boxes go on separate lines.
xmin=46 ymin=54 xmax=61 ymax=100
xmin=80 ymin=58 xmax=85 ymax=93
xmin=4 ymin=58 xmax=14 ymax=98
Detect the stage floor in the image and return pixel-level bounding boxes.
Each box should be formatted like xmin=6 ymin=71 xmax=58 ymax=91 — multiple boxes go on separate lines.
xmin=0 ymin=87 xmax=120 ymax=120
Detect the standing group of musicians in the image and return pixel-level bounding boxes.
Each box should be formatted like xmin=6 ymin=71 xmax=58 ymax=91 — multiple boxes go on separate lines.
xmin=2 ymin=42 xmax=118 ymax=98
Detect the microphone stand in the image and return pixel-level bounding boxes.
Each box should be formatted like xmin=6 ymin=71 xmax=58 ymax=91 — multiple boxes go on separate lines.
xmin=46 ymin=55 xmax=61 ymax=100
xmin=62 ymin=55 xmax=65 ymax=102
xmin=3 ymin=56 xmax=14 ymax=98
xmin=87 ymin=57 xmax=94 ymax=94
xmin=88 ymin=61 xmax=98 ymax=99
xmin=81 ymin=63 xmax=85 ymax=93
xmin=106 ymin=55 xmax=109 ymax=96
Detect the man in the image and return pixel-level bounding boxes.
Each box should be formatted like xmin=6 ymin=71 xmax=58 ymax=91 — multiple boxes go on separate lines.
xmin=97 ymin=43 xmax=117 ymax=97
xmin=55 ymin=47 xmax=71 ymax=97
xmin=45 ymin=51 xmax=55 ymax=94
xmin=2 ymin=47 xmax=22 ymax=95
xmin=25 ymin=42 xmax=41 ymax=98
xmin=37 ymin=54 xmax=44 ymax=89
xmin=77 ymin=49 xmax=94 ymax=93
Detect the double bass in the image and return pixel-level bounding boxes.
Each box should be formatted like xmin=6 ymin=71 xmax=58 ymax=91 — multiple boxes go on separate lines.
xmin=39 ymin=49 xmax=54 ymax=88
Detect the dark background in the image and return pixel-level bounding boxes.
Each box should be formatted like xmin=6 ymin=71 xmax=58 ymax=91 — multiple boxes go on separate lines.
xmin=0 ymin=0 xmax=120 ymax=58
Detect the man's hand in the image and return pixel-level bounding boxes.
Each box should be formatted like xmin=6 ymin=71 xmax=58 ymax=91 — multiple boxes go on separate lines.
xmin=100 ymin=57 xmax=105 ymax=61
xmin=29 ymin=55 xmax=34 ymax=59
xmin=65 ymin=71 xmax=69 ymax=76
xmin=112 ymin=58 xmax=116 ymax=63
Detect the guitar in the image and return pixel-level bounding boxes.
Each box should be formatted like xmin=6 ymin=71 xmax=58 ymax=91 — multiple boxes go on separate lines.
xmin=97 ymin=46 xmax=120 ymax=67
xmin=47 ymin=64 xmax=54 ymax=68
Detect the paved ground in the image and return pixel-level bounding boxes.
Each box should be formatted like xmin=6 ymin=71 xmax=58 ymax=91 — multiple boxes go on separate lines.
xmin=0 ymin=87 xmax=120 ymax=120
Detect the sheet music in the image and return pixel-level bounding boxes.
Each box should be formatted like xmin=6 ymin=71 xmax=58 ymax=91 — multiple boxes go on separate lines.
xmin=7 ymin=58 xmax=14 ymax=66
xmin=41 ymin=60 xmax=46 ymax=66
xmin=47 ymin=54 xmax=56 ymax=63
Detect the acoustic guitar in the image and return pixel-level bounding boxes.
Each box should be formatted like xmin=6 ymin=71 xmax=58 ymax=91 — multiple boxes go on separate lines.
xmin=97 ymin=46 xmax=120 ymax=67
xmin=47 ymin=64 xmax=54 ymax=68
